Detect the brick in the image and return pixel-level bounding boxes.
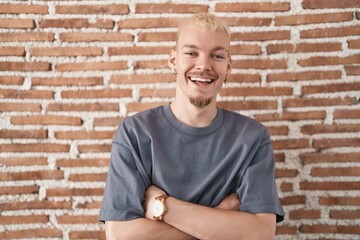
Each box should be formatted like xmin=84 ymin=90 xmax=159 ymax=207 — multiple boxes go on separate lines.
xmin=232 ymin=59 xmax=287 ymax=69
xmin=0 ymin=32 xmax=54 ymax=42
xmin=275 ymin=169 xmax=298 ymax=178
xmin=0 ymin=102 xmax=41 ymax=112
xmin=254 ymin=110 xmax=326 ymax=122
xmin=220 ymin=87 xmax=292 ymax=97
xmin=47 ymin=103 xmax=118 ymax=112
xmin=109 ymin=46 xmax=172 ymax=56
xmin=11 ymin=115 xmax=82 ymax=126
xmin=275 ymin=12 xmax=352 ymax=25
xmin=280 ymin=182 xmax=293 ymax=192
xmin=272 ymin=139 xmax=309 ymax=150
xmin=312 ymin=167 xmax=360 ymax=177
xmin=334 ymin=109 xmax=360 ymax=119
xmin=0 ymin=76 xmax=24 ymax=85
xmin=302 ymin=0 xmax=360 ymax=9
xmin=330 ymin=210 xmax=360 ymax=219
xmin=299 ymin=224 xmax=360 ymax=234
xmin=283 ymin=97 xmax=355 ymax=108
xmin=69 ymin=231 xmax=106 ymax=240
xmin=267 ymin=70 xmax=342 ymax=82
xmin=289 ymin=209 xmax=321 ymax=219
xmin=0 ymin=47 xmax=25 ymax=56
xmin=267 ymin=42 xmax=342 ymax=54
xmin=110 ymin=74 xmax=172 ymax=84
xmin=78 ymin=144 xmax=111 ymax=153
xmin=0 ymin=143 xmax=70 ymax=153
xmin=57 ymin=215 xmax=98 ymax=224
xmin=0 ymin=229 xmax=62 ymax=239
xmin=60 ymin=32 xmax=133 ymax=42
xmin=1 ymin=170 xmax=63 ymax=181
xmin=140 ymin=88 xmax=175 ymax=98
xmin=267 ymin=126 xmax=289 ymax=136
xmin=0 ymin=129 xmax=47 ymax=139
xmin=56 ymin=61 xmax=127 ymax=71
xmin=32 ymin=77 xmax=103 ymax=86
xmin=0 ymin=215 xmax=49 ymax=224
xmin=280 ymin=195 xmax=306 ymax=205
xmin=0 ymin=185 xmax=39 ymax=195
xmin=275 ymin=153 xmax=285 ymax=162
xmin=301 ymin=25 xmax=360 ymax=38
xmin=56 ymin=158 xmax=109 ymax=167
xmin=0 ymin=89 xmax=53 ymax=99
xmin=40 ymin=18 xmax=113 ymax=28
xmin=56 ymin=4 xmax=129 ymax=15
xmin=138 ymin=32 xmax=176 ymax=42
xmin=134 ymin=60 xmax=168 ymax=70
xmin=0 ymin=4 xmax=48 ymax=14
xmin=0 ymin=157 xmax=47 ymax=166
xmin=230 ymin=44 xmax=261 ymax=55
xmin=215 ymin=2 xmax=290 ymax=12
xmin=276 ymin=226 xmax=297 ymax=235
xmin=0 ymin=18 xmax=34 ymax=28
xmin=55 ymin=131 xmax=114 ymax=140
xmin=300 ymin=181 xmax=360 ymax=190
xmin=225 ymin=17 xmax=272 ymax=27
xmin=300 ymin=152 xmax=360 ymax=164
xmin=301 ymin=124 xmax=360 ymax=134
xmin=61 ymin=89 xmax=132 ymax=99
xmin=313 ymin=138 xmax=360 ymax=149
xmin=93 ymin=117 xmax=123 ymax=127
xmin=30 ymin=47 xmax=102 ymax=57
xmin=0 ymin=62 xmax=51 ymax=71
xmin=345 ymin=65 xmax=360 ymax=75
xmin=228 ymin=74 xmax=261 ymax=83
xmin=69 ymin=173 xmax=107 ymax=182
xmin=0 ymin=200 xmax=71 ymax=210
xmin=299 ymin=54 xmax=360 ymax=66
xmin=217 ymin=100 xmax=277 ymax=111
xmin=126 ymin=102 xmax=169 ymax=113
xmin=136 ymin=3 xmax=208 ymax=13
xmin=119 ymin=18 xmax=181 ymax=29
xmin=319 ymin=196 xmax=360 ymax=206
xmin=232 ymin=30 xmax=290 ymax=41
xmin=46 ymin=188 xmax=104 ymax=197
xmin=77 ymin=201 xmax=101 ymax=209
xmin=348 ymin=39 xmax=360 ymax=49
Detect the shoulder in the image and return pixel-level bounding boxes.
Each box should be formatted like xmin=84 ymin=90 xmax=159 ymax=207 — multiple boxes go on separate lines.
xmin=221 ymin=108 xmax=267 ymax=131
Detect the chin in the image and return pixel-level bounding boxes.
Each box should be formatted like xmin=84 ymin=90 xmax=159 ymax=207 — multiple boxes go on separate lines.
xmin=189 ymin=98 xmax=212 ymax=109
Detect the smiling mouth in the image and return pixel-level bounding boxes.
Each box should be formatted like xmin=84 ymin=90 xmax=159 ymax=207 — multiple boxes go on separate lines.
xmin=188 ymin=76 xmax=215 ymax=84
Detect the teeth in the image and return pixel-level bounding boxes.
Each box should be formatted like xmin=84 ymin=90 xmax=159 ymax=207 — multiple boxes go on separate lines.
xmin=190 ymin=77 xmax=212 ymax=83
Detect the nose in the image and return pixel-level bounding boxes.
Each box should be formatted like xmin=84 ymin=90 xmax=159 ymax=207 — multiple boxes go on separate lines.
xmin=196 ymin=54 xmax=211 ymax=71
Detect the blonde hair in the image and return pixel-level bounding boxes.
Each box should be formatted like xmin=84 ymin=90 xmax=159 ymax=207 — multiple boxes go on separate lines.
xmin=177 ymin=13 xmax=231 ymax=41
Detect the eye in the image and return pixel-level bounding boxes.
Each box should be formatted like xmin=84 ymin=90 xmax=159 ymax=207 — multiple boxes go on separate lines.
xmin=212 ymin=54 xmax=224 ymax=59
xmin=185 ymin=51 xmax=197 ymax=56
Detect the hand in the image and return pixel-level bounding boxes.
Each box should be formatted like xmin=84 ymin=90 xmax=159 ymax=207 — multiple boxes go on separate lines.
xmin=144 ymin=185 xmax=167 ymax=220
xmin=215 ymin=193 xmax=241 ymax=211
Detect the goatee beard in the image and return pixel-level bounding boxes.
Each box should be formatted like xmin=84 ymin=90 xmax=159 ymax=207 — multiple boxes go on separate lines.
xmin=190 ymin=98 xmax=212 ymax=109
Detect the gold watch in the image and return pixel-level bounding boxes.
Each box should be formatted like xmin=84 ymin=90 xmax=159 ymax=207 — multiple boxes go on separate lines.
xmin=150 ymin=194 xmax=168 ymax=221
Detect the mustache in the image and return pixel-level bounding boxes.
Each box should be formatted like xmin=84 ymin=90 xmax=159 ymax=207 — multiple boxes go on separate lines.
xmin=187 ymin=72 xmax=218 ymax=78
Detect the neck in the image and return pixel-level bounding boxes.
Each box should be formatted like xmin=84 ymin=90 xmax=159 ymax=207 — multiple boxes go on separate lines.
xmin=170 ymin=98 xmax=218 ymax=128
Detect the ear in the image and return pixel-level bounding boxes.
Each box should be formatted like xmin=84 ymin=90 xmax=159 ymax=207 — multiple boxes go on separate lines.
xmin=227 ymin=55 xmax=232 ymax=76
xmin=168 ymin=49 xmax=176 ymax=72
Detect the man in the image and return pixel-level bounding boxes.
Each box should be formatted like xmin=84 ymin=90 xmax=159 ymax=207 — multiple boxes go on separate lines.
xmin=99 ymin=13 xmax=284 ymax=239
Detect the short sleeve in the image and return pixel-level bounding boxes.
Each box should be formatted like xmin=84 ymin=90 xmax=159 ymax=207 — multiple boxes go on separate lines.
xmin=237 ymin=129 xmax=284 ymax=223
xmin=99 ymin=124 xmax=150 ymax=222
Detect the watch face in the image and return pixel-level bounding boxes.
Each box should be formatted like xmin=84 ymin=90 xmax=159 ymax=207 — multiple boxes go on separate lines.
xmin=151 ymin=200 xmax=164 ymax=217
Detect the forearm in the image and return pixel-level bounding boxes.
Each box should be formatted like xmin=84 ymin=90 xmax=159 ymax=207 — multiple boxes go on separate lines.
xmin=105 ymin=218 xmax=196 ymax=240
xmin=164 ymin=197 xmax=276 ymax=240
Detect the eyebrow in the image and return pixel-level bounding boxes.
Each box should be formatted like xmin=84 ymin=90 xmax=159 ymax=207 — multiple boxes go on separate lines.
xmin=181 ymin=44 xmax=229 ymax=53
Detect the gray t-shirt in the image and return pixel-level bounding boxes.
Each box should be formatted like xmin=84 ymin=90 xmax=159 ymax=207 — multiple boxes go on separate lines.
xmin=99 ymin=105 xmax=284 ymax=222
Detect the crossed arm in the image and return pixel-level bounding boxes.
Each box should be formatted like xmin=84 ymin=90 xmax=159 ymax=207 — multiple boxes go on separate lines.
xmin=105 ymin=185 xmax=276 ymax=240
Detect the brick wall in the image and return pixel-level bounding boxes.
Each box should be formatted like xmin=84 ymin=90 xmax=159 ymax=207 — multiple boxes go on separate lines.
xmin=0 ymin=0 xmax=359 ymax=239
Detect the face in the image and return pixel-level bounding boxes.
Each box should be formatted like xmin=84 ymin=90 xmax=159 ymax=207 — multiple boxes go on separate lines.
xmin=169 ymin=24 xmax=232 ymax=109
